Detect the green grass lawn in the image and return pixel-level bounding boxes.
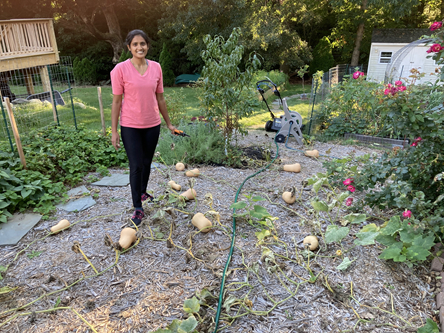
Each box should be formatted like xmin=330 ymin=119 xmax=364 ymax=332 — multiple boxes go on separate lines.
xmin=1 ymin=82 xmax=311 ymax=142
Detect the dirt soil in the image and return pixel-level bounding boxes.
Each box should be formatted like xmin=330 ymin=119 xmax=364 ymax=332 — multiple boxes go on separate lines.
xmin=0 ymin=130 xmax=436 ymax=333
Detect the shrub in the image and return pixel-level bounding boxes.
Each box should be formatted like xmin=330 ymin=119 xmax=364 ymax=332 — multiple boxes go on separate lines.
xmin=155 ymin=122 xmax=242 ymax=167
xmin=200 ymin=27 xmax=260 ymax=141
xmin=118 ymin=49 xmax=131 ymax=63
xmin=251 ymin=70 xmax=289 ymax=87
xmin=159 ymin=43 xmax=176 ymax=87
xmin=73 ymin=57 xmax=97 ymax=85
xmin=310 ymin=37 xmax=335 ymax=75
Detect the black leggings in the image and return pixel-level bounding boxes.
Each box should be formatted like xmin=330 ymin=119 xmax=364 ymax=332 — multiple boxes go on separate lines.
xmin=121 ymin=125 xmax=160 ymax=208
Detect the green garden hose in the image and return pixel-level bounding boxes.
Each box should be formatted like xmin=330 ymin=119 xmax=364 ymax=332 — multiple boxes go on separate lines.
xmin=212 ymin=134 xmax=279 ymax=332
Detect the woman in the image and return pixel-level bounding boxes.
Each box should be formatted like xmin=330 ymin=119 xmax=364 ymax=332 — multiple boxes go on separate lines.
xmin=111 ymin=29 xmax=177 ymax=226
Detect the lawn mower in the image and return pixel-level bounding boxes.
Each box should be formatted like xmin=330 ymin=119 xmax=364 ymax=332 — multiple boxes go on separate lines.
xmin=256 ymin=79 xmax=304 ymax=144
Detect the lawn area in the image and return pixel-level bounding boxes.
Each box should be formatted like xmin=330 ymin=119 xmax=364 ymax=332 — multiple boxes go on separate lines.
xmin=0 ymin=82 xmax=311 ymax=142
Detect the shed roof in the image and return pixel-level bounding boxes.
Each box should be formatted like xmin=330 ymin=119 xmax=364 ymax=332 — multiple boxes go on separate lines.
xmin=371 ymin=29 xmax=430 ymax=44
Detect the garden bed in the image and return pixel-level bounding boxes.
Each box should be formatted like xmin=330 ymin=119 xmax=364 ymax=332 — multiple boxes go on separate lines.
xmin=0 ymin=130 xmax=436 ymax=332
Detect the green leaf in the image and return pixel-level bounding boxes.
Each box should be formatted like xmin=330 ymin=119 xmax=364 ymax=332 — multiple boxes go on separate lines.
xmin=230 ymin=202 xmax=247 ymax=210
xmin=183 ymin=297 xmax=200 ymax=314
xmin=406 ymin=246 xmax=430 ymax=262
xmin=310 ymin=199 xmax=329 ymax=212
xmin=152 ymin=210 xmax=165 ymax=220
xmin=178 ymin=316 xmax=198 ymax=333
xmin=342 ymin=213 xmax=366 ymax=224
xmin=337 ymin=192 xmax=349 ymax=203
xmin=251 ymin=196 xmax=266 ymax=202
xmin=250 ymin=205 xmax=270 ymax=219
xmin=255 ymin=229 xmax=271 ymax=242
xmin=434 ymin=194 xmax=444 ymax=204
xmin=325 ymin=225 xmax=349 ymax=244
xmin=413 ymin=234 xmax=435 ymax=250
xmin=380 ymin=215 xmax=402 ymax=236
xmin=312 ymin=179 xmax=323 ymax=194
xmin=361 ymin=223 xmax=379 ymax=232
xmin=223 ymin=295 xmax=238 ymax=313
xmin=375 ymin=234 xmax=398 ymax=247
xmin=379 ymin=243 xmax=404 ymax=261
xmin=21 ymin=189 xmax=32 ymax=199
xmin=337 ymin=257 xmax=354 ymax=271
xmin=354 ymin=232 xmax=379 ymax=246
xmin=417 ymin=318 xmax=440 ymax=333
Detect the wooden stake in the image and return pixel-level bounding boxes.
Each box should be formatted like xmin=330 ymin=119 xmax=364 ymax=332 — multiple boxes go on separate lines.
xmin=5 ymin=98 xmax=26 ymax=169
xmin=97 ymin=87 xmax=106 ymax=136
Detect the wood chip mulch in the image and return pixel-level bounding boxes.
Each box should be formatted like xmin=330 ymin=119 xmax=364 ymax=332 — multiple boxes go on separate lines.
xmin=0 ymin=130 xmax=437 ymax=332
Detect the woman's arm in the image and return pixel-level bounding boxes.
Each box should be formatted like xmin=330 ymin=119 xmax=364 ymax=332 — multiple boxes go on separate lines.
xmin=111 ymin=94 xmax=123 ymax=150
xmin=156 ymin=92 xmax=176 ymax=134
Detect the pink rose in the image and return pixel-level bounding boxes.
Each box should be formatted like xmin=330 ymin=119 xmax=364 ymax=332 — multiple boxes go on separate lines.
xmin=387 ymin=83 xmax=393 ymax=88
xmin=427 ymin=47 xmax=433 ymax=53
xmin=347 ymin=185 xmax=356 ymax=193
xmin=345 ymin=198 xmax=353 ymax=206
xmin=353 ymin=71 xmax=361 ymax=79
xmin=410 ymin=142 xmax=417 ymax=147
xmin=343 ymin=178 xmax=354 ymax=186
xmin=191 ymin=117 xmax=197 ymax=121
xmin=384 ymin=89 xmax=390 ymax=95
xmin=415 ymin=137 xmax=422 ymax=142
xmin=430 ymin=21 xmax=443 ymax=31
xmin=390 ymin=87 xmax=399 ymax=95
xmin=402 ymin=210 xmax=412 ymax=218
xmin=398 ymin=86 xmax=407 ymax=91
xmin=395 ymin=80 xmax=402 ymax=86
xmin=360 ymin=71 xmax=365 ymax=76
xmin=430 ymin=44 xmax=443 ymax=53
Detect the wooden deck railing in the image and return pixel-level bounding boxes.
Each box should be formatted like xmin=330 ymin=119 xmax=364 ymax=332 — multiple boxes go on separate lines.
xmin=0 ymin=18 xmax=59 ymax=71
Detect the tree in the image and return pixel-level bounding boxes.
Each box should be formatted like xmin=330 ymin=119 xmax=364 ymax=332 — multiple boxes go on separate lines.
xmin=330 ymin=0 xmax=419 ymax=66
xmin=159 ymin=43 xmax=176 ymax=86
xmin=200 ymin=28 xmax=260 ymax=141
xmin=310 ymin=37 xmax=335 ymax=74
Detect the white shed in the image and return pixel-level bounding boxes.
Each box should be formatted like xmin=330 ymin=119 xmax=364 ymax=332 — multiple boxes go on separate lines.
xmin=367 ymin=29 xmax=440 ymax=84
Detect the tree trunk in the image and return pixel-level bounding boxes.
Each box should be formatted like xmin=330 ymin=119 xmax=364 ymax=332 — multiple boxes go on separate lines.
xmin=441 ymin=0 xmax=444 ymax=18
xmin=101 ymin=4 xmax=123 ymax=63
xmin=350 ymin=0 xmax=368 ymax=67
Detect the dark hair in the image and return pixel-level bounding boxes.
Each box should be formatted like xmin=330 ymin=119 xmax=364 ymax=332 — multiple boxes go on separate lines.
xmin=125 ymin=30 xmax=151 ymax=47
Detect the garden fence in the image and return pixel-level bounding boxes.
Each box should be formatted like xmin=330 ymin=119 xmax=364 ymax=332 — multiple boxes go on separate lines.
xmin=0 ymin=56 xmax=114 ymax=153
xmin=306 ymin=63 xmax=367 ymax=136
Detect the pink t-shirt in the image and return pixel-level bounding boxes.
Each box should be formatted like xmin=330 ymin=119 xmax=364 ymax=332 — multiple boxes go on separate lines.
xmin=111 ymin=59 xmax=164 ymax=128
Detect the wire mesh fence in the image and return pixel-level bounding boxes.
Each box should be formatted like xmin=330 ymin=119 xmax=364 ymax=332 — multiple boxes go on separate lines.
xmin=306 ymin=64 xmax=367 ymax=136
xmin=0 ymin=56 xmax=115 ymax=151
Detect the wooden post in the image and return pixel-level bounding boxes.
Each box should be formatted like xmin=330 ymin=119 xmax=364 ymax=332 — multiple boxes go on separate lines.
xmin=5 ymin=98 xmax=26 ymax=168
xmin=40 ymin=66 xmax=57 ymax=123
xmin=97 ymin=87 xmax=106 ymax=136
xmin=24 ymin=69 xmax=35 ymax=95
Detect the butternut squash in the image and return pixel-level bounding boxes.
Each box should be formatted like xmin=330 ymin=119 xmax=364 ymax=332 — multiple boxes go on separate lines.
xmin=282 ymin=187 xmax=296 ymax=204
xmin=175 ymin=162 xmax=185 ymax=171
xmin=185 ymin=168 xmax=200 ymax=177
xmin=119 ymin=228 xmax=137 ymax=249
xmin=304 ymin=150 xmax=319 ymax=158
xmin=50 ymin=219 xmax=70 ymax=233
xmin=282 ymin=163 xmax=301 ymax=173
xmin=191 ymin=213 xmax=212 ymax=232
xmin=180 ymin=188 xmax=197 ymax=201
xmin=168 ymin=180 xmax=182 ymax=191
xmin=303 ymin=235 xmax=319 ymax=251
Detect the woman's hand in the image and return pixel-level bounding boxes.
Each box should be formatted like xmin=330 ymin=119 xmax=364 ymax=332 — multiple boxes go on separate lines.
xmin=112 ymin=132 xmax=121 ymax=150
xmin=168 ymin=124 xmax=177 ymax=135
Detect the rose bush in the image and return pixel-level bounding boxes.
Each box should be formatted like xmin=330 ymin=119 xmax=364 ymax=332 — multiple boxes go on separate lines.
xmin=320 ymin=21 xmax=444 ymax=267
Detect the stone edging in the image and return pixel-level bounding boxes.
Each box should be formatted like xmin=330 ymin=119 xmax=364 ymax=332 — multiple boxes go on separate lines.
xmin=431 ymin=244 xmax=444 ymax=331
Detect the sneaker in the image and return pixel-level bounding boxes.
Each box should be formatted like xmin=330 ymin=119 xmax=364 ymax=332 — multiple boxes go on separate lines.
xmin=141 ymin=192 xmax=154 ymax=202
xmin=131 ymin=209 xmax=144 ymax=227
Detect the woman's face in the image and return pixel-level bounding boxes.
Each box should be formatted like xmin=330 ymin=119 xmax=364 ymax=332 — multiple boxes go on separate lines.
xmin=128 ymin=35 xmax=148 ymax=60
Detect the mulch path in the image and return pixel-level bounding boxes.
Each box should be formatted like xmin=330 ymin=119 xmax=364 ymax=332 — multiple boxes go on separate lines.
xmin=0 ymin=130 xmax=437 ymax=332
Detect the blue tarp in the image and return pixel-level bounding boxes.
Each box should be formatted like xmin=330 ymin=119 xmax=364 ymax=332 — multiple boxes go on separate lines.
xmin=175 ymin=73 xmax=200 ymax=85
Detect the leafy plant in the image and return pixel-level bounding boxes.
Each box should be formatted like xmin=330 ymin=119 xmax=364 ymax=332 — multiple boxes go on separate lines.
xmin=159 ymin=43 xmax=176 ymax=87
xmin=230 ymin=195 xmax=276 ymax=229
xmin=200 ymin=27 xmax=260 ymax=141
xmin=27 ymin=250 xmax=43 ymax=259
